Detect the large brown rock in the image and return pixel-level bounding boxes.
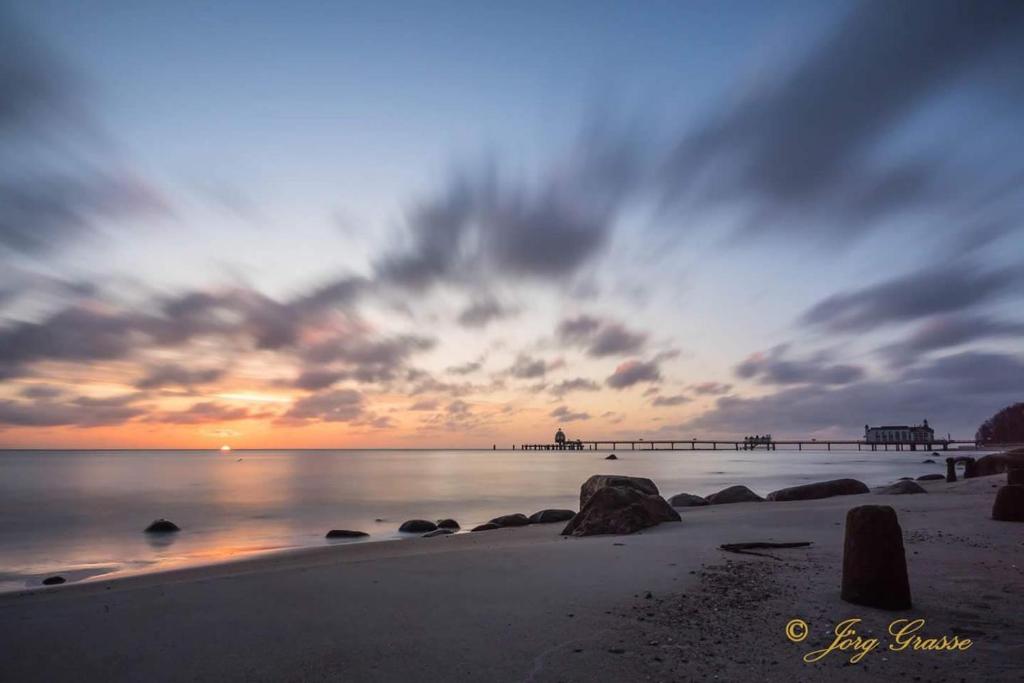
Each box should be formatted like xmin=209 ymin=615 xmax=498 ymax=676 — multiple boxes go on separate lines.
xmin=992 ymin=485 xmax=1024 ymax=522
xmin=489 ymin=513 xmax=530 ymax=527
xmin=705 ymin=485 xmax=764 ymax=505
xmin=970 ymin=451 xmax=1024 ymax=477
xmin=1009 ymin=467 xmax=1024 ymax=487
xmin=668 ymin=493 xmax=708 ymax=507
xmin=562 ymin=485 xmax=680 ymax=537
xmin=579 ymin=474 xmax=659 ymax=508
xmin=144 ymin=519 xmax=180 ymax=533
xmin=528 ymin=509 xmax=576 ymax=524
xmin=878 ymin=480 xmax=927 ymax=495
xmin=398 ymin=519 xmax=437 ymax=533
xmin=767 ymin=478 xmax=868 ymax=502
xmin=325 ymin=529 xmax=369 ymax=539
xmin=841 ymin=505 xmax=912 ymax=610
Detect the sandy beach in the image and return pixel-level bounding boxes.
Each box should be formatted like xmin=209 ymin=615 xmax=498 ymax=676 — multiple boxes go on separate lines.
xmin=1 ymin=472 xmax=1021 ymax=682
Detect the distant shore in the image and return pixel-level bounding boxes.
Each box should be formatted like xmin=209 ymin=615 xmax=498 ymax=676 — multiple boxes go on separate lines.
xmin=2 ymin=471 xmax=1021 ymax=682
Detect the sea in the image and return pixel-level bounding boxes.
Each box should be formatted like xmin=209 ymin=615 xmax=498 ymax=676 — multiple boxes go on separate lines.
xmin=0 ymin=447 xmax=988 ymax=592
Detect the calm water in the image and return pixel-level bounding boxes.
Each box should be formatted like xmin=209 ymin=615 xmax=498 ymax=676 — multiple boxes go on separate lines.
xmin=0 ymin=447 xmax=983 ymax=591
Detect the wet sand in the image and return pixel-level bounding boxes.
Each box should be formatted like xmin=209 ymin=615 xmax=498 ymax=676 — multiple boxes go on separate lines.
xmin=1 ymin=474 xmax=1021 ymax=682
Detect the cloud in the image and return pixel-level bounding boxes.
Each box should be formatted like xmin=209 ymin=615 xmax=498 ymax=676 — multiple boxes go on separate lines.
xmin=550 ymin=405 xmax=590 ymax=422
xmin=735 ymin=346 xmax=864 ymax=386
xmin=148 ymin=401 xmax=266 ymax=425
xmin=446 ymin=360 xmax=482 ymax=376
xmin=300 ymin=334 xmax=435 ymax=383
xmin=408 ymin=399 xmax=438 ymax=411
xmin=19 ymin=384 xmax=63 ymax=399
xmin=685 ymin=350 xmax=1024 ymax=437
xmin=652 ymin=394 xmax=690 ymax=407
xmin=606 ymin=358 xmax=662 ymax=389
xmin=0 ymin=395 xmax=147 ymax=427
xmin=457 ymin=297 xmax=515 ymax=328
xmin=447 ymin=399 xmax=471 ymax=415
xmin=281 ymin=389 xmax=364 ymax=423
xmin=508 ymin=354 xmax=549 ymax=379
xmin=801 ymin=265 xmax=1016 ymax=333
xmin=135 ymin=363 xmax=225 ymax=390
xmin=291 ymin=369 xmax=346 ymax=391
xmin=691 ymin=382 xmax=732 ymax=396
xmin=375 ymin=119 xmax=646 ymax=290
xmin=557 ymin=315 xmax=647 ymax=357
xmin=879 ymin=315 xmax=1024 ymax=365
xmin=550 ymin=377 xmax=600 ymax=396
xmin=0 ymin=17 xmax=168 ymax=257
xmin=661 ymin=0 xmax=1024 ymax=243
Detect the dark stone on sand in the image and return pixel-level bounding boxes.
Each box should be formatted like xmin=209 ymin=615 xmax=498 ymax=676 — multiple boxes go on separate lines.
xmin=841 ymin=505 xmax=912 ymax=610
xmin=489 ymin=513 xmax=530 ymax=527
xmin=668 ymin=493 xmax=708 ymax=507
xmin=605 ymin=454 xmax=618 ymax=460
xmin=916 ymin=474 xmax=944 ymax=481
xmin=528 ymin=509 xmax=576 ymax=524
xmin=992 ymin=485 xmax=1024 ymax=522
xmin=436 ymin=518 xmax=460 ymax=530
xmin=562 ymin=484 xmax=680 ymax=537
xmin=325 ymin=529 xmax=369 ymax=539
xmin=1008 ymin=467 xmax=1024 ymax=487
xmin=579 ymin=474 xmax=659 ymax=508
xmin=898 ymin=477 xmax=912 ymax=481
xmin=471 ymin=523 xmax=501 ymax=532
xmin=972 ymin=451 xmax=1024 ymax=478
xmin=422 ymin=528 xmax=456 ymax=537
xmin=399 ymin=519 xmax=437 ymax=533
xmin=705 ymin=485 xmax=764 ymax=505
xmin=879 ymin=480 xmax=927 ymax=495
xmin=767 ymin=479 xmax=868 ymax=502
xmin=921 ymin=459 xmax=935 ymax=464
xmin=42 ymin=576 xmax=65 ymax=586
xmin=144 ymin=519 xmax=180 ymax=533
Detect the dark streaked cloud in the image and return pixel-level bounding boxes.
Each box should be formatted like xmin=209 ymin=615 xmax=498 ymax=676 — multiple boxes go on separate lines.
xmin=606 ymin=358 xmax=661 ymax=389
xmin=456 ymin=298 xmax=515 ymax=328
xmin=0 ymin=16 xmax=168 ymax=257
xmin=0 ymin=396 xmax=145 ymax=427
xmin=507 ymin=354 xmax=551 ymax=380
xmin=652 ymin=394 xmax=690 ymax=407
xmin=801 ymin=265 xmax=1016 ymax=333
xmin=550 ymin=377 xmax=600 ymax=397
xmin=147 ymin=401 xmax=268 ymax=425
xmin=879 ymin=315 xmax=1024 ymax=365
xmin=550 ymin=405 xmax=590 ymax=422
xmin=446 ymin=360 xmax=482 ymax=376
xmin=662 ymin=0 xmax=1024 ymax=243
xmin=135 ymin=363 xmax=224 ymax=390
xmin=557 ymin=315 xmax=647 ymax=357
xmin=735 ymin=346 xmax=864 ymax=386
xmin=691 ymin=382 xmax=732 ymax=396
xmin=375 ymin=121 xmax=644 ymax=290
xmin=291 ymin=369 xmax=346 ymax=391
xmin=281 ymin=389 xmax=364 ymax=423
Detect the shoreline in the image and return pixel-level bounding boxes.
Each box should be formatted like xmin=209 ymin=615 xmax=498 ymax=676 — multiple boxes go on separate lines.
xmin=1 ymin=448 xmax=990 ymax=593
xmin=2 ymin=473 xmax=1021 ymax=681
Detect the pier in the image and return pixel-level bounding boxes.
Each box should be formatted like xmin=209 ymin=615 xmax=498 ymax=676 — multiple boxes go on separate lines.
xmin=516 ymin=438 xmax=977 ymax=452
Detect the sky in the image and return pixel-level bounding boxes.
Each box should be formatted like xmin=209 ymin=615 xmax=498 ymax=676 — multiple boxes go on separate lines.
xmin=1 ymin=0 xmax=1023 ymax=449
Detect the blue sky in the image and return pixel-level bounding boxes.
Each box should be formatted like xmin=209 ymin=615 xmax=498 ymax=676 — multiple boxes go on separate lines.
xmin=1 ymin=0 xmax=1022 ymax=447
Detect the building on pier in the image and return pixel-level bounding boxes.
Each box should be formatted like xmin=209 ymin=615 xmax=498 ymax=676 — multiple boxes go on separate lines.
xmin=864 ymin=420 xmax=934 ymax=444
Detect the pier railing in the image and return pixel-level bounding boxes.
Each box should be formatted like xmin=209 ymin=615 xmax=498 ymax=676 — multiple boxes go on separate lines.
xmin=516 ymin=438 xmax=979 ymax=452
